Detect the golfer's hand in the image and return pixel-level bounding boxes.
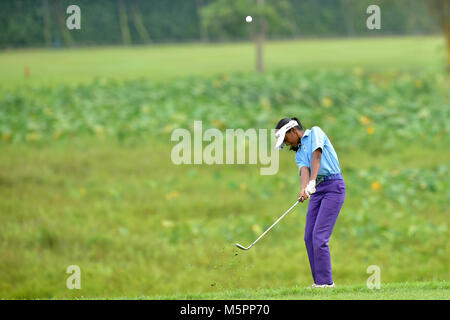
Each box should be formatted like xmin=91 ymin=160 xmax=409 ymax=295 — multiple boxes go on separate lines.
xmin=299 ymin=189 xmax=310 ymax=202
xmin=305 ymin=180 xmax=316 ymax=195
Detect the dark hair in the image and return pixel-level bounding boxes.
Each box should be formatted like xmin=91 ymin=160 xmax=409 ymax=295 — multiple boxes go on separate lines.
xmin=275 ymin=117 xmax=303 ymax=152
xmin=275 ymin=117 xmax=303 ymax=131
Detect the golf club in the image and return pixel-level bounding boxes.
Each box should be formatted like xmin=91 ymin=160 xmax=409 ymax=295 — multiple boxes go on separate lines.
xmin=236 ymin=177 xmax=325 ymax=250
xmin=235 ymin=199 xmax=301 ymax=250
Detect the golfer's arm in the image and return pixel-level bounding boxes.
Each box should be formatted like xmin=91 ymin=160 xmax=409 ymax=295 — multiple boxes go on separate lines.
xmin=300 ymin=166 xmax=310 ymax=191
xmin=310 ymin=148 xmax=322 ymax=181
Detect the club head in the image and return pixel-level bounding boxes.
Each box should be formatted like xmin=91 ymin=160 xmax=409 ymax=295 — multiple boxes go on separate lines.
xmin=235 ymin=243 xmax=250 ymax=250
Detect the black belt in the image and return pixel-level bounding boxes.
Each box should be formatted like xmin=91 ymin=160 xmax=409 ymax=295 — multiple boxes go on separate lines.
xmin=316 ymin=173 xmax=343 ymax=185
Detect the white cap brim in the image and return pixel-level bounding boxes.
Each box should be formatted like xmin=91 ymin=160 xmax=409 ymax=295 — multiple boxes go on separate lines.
xmin=275 ymin=134 xmax=285 ymax=150
xmin=274 ymin=120 xmax=299 ymax=150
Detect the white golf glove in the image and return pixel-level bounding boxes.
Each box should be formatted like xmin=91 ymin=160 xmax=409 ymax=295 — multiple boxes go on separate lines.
xmin=305 ymin=180 xmax=316 ymax=196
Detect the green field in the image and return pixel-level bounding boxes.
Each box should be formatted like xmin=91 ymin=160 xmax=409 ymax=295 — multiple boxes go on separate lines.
xmin=0 ymin=36 xmax=446 ymax=88
xmin=0 ymin=36 xmax=449 ymax=300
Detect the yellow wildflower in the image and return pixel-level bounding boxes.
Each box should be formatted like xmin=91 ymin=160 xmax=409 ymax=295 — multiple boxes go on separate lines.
xmin=322 ymin=97 xmax=333 ymax=108
xmin=260 ymin=97 xmax=271 ymax=111
xmin=165 ymin=191 xmax=179 ymax=200
xmin=367 ymin=126 xmax=375 ymax=135
xmin=93 ymin=125 xmax=104 ymax=135
xmin=141 ymin=105 xmax=150 ymax=114
xmin=163 ymin=124 xmax=174 ymax=133
xmin=371 ymin=181 xmax=381 ymax=191
xmin=414 ymin=79 xmax=423 ymax=88
xmin=359 ymin=115 xmax=372 ymax=125
xmin=2 ymin=133 xmax=11 ymax=142
xmin=252 ymin=224 xmax=262 ymax=235
xmin=212 ymin=119 xmax=226 ymax=130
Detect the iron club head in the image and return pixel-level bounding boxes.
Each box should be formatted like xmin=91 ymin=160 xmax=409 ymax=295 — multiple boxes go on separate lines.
xmin=235 ymin=243 xmax=250 ymax=250
xmin=235 ymin=198 xmax=307 ymax=252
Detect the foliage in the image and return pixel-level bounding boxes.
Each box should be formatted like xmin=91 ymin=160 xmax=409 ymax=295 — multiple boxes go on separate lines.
xmin=0 ymin=0 xmax=442 ymax=48
xmin=0 ymin=69 xmax=448 ymax=151
xmin=200 ymin=0 xmax=296 ymax=40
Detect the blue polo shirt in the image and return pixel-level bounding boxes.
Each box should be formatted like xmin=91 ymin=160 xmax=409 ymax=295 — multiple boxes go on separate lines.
xmin=295 ymin=126 xmax=341 ymax=177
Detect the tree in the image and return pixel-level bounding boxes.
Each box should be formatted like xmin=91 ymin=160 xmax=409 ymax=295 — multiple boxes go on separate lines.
xmin=130 ymin=0 xmax=151 ymax=44
xmin=118 ymin=0 xmax=131 ymax=45
xmin=255 ymin=0 xmax=267 ymax=73
xmin=42 ymin=0 xmax=52 ymax=46
xmin=340 ymin=0 xmax=356 ymax=37
xmin=200 ymin=0 xmax=295 ymax=73
xmin=53 ymin=0 xmax=74 ymax=46
xmin=428 ymin=0 xmax=450 ymax=71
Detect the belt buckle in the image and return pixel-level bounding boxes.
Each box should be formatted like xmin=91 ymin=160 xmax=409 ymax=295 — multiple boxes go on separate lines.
xmin=316 ymin=176 xmax=326 ymax=185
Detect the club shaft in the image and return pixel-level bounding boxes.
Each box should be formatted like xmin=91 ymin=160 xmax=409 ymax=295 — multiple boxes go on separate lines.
xmin=248 ymin=200 xmax=300 ymax=248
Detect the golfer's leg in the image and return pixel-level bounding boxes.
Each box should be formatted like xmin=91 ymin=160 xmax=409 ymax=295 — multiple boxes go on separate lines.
xmin=304 ymin=193 xmax=322 ymax=283
xmin=312 ymin=180 xmax=346 ymax=285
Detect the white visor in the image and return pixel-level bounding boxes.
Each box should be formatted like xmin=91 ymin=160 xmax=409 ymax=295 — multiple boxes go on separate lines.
xmin=275 ymin=120 xmax=299 ymax=150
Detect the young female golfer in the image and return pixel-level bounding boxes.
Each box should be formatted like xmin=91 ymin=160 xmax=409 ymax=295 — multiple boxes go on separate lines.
xmin=275 ymin=117 xmax=345 ymax=288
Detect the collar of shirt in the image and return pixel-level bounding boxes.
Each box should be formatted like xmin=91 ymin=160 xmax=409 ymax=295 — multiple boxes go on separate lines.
xmin=298 ymin=129 xmax=311 ymax=147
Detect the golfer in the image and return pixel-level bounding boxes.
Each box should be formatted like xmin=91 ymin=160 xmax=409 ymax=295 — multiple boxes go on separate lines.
xmin=275 ymin=117 xmax=345 ymax=288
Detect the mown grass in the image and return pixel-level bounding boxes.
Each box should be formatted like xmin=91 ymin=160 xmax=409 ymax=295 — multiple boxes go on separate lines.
xmin=146 ymin=281 xmax=449 ymax=300
xmin=0 ymin=137 xmax=448 ymax=299
xmin=0 ymin=36 xmax=445 ymax=88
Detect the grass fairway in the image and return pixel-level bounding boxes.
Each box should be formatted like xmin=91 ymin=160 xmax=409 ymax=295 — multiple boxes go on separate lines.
xmin=0 ymin=138 xmax=448 ymax=299
xmin=147 ymin=281 xmax=449 ymax=300
xmin=0 ymin=36 xmax=445 ymax=88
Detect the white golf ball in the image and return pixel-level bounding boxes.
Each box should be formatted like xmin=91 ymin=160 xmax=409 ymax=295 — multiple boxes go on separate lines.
xmin=246 ymin=16 xmax=252 ymax=23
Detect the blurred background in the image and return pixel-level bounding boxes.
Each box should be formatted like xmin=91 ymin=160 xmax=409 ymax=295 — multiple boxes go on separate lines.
xmin=0 ymin=0 xmax=448 ymax=299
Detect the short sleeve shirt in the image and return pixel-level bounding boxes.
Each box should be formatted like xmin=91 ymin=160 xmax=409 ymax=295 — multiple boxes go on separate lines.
xmin=295 ymin=126 xmax=341 ymax=176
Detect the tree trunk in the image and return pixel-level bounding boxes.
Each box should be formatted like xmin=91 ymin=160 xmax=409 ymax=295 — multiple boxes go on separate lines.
xmin=256 ymin=0 xmax=266 ymax=73
xmin=443 ymin=0 xmax=450 ymax=71
xmin=196 ymin=0 xmax=207 ymax=42
xmin=42 ymin=0 xmax=52 ymax=46
xmin=118 ymin=0 xmax=132 ymax=45
xmin=130 ymin=0 xmax=151 ymax=44
xmin=256 ymin=33 xmax=264 ymax=73
xmin=340 ymin=0 xmax=355 ymax=37
xmin=429 ymin=0 xmax=450 ymax=71
xmin=53 ymin=0 xmax=74 ymax=46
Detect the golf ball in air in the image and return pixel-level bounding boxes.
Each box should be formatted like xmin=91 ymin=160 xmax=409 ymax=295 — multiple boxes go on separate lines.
xmin=246 ymin=16 xmax=252 ymax=23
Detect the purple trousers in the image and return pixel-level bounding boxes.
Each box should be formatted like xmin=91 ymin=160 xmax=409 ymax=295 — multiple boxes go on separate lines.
xmin=304 ymin=179 xmax=345 ymax=285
